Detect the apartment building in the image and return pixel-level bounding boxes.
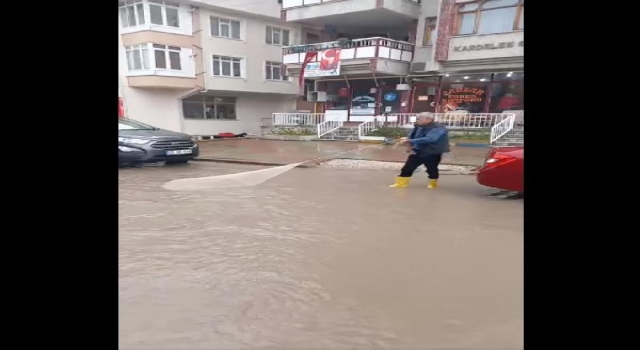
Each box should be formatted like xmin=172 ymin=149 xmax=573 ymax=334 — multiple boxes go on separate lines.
xmin=118 ymin=0 xmax=304 ymax=136
xmin=280 ymin=0 xmax=524 ymax=119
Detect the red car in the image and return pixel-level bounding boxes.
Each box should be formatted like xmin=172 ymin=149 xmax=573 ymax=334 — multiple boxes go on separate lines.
xmin=476 ymin=146 xmax=524 ymax=193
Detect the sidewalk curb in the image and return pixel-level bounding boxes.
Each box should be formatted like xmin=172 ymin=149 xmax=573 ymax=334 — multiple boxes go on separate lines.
xmin=193 ymin=157 xmax=318 ymax=168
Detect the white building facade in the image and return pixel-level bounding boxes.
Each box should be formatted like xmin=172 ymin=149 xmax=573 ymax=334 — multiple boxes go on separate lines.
xmin=279 ymin=0 xmax=524 ymax=119
xmin=118 ymin=0 xmax=304 ymax=136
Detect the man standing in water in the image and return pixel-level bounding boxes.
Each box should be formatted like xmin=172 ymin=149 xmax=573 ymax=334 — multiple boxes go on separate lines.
xmin=388 ymin=112 xmax=450 ymax=189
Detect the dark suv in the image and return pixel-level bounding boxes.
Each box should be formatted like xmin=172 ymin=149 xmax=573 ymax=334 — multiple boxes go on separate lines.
xmin=118 ymin=118 xmax=199 ymax=166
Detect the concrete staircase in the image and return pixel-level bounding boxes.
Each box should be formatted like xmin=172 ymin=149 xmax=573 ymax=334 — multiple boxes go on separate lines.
xmin=319 ymin=126 xmax=360 ymax=141
xmin=495 ymin=126 xmax=524 ymax=146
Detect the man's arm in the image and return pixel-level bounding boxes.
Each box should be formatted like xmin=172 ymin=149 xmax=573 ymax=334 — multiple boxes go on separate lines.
xmin=409 ymin=127 xmax=446 ymax=146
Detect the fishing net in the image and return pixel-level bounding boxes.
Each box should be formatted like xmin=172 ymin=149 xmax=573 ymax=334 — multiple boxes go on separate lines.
xmin=162 ymin=162 xmax=304 ymax=191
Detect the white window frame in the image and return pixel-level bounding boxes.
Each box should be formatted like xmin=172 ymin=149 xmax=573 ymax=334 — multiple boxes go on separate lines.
xmin=119 ymin=0 xmax=146 ymax=28
xmin=152 ymin=44 xmax=182 ymax=71
xmin=124 ymin=43 xmax=192 ymax=78
xmin=119 ymin=0 xmax=181 ymax=29
xmin=211 ymin=55 xmax=244 ymax=78
xmin=265 ymin=61 xmax=289 ymax=82
xmin=266 ymin=26 xmax=290 ymax=46
xmin=148 ymin=0 xmax=180 ymax=28
xmin=125 ymin=44 xmax=151 ymax=71
xmin=210 ymin=16 xmax=242 ymax=40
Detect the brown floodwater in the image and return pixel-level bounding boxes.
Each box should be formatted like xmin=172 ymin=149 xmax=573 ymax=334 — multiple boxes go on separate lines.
xmin=119 ymin=162 xmax=523 ymax=349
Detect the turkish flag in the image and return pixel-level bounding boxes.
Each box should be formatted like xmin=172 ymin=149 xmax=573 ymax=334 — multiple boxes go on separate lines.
xmin=299 ymin=51 xmax=318 ymax=88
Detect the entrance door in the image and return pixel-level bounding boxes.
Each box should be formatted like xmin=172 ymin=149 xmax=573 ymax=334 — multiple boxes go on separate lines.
xmin=380 ymin=87 xmax=401 ymax=115
xmin=412 ymin=84 xmax=439 ymax=113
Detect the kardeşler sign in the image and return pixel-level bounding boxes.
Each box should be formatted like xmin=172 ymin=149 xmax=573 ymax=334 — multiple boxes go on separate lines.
xmin=453 ymin=41 xmax=524 ymax=52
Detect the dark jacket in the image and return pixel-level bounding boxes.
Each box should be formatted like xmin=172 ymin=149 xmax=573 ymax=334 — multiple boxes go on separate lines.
xmin=408 ymin=122 xmax=450 ymax=157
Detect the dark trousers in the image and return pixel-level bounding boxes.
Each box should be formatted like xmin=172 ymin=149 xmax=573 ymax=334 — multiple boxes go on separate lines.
xmin=399 ymin=154 xmax=442 ymax=179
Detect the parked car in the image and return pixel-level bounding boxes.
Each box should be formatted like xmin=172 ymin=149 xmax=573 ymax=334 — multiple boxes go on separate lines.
xmin=476 ymin=146 xmax=523 ymax=193
xmin=118 ymin=118 xmax=199 ymax=166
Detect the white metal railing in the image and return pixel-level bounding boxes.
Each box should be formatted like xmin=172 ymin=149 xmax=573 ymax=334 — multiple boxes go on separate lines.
xmin=317 ymin=120 xmax=344 ymax=138
xmin=374 ymin=113 xmax=512 ymax=129
xmin=273 ymin=113 xmax=324 ymax=126
xmin=283 ymin=0 xmax=420 ymax=10
xmin=490 ymin=114 xmax=515 ymax=144
xmin=357 ymin=113 xmax=514 ymax=137
xmin=283 ymin=37 xmax=414 ymax=64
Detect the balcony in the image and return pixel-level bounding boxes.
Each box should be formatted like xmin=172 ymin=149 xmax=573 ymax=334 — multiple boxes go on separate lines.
xmin=283 ymin=37 xmax=414 ymax=77
xmin=282 ymin=0 xmax=420 ymax=25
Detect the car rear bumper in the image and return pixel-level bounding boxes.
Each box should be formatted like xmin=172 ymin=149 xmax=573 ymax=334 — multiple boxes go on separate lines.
xmin=476 ymin=166 xmax=522 ymax=192
xmin=119 ymin=144 xmax=199 ymax=164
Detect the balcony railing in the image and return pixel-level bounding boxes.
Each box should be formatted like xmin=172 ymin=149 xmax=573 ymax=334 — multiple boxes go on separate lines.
xmin=283 ymin=37 xmax=414 ymax=65
xmin=282 ymin=0 xmax=421 ymax=9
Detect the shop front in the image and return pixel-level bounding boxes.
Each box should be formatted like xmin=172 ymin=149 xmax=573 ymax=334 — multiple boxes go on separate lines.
xmin=319 ymin=77 xmax=413 ymax=122
xmin=410 ymin=72 xmax=523 ymax=113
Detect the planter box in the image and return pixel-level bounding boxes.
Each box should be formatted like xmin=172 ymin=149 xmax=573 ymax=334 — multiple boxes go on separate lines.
xmin=451 ymin=139 xmax=489 ymax=148
xmin=261 ymin=134 xmax=318 ymax=141
xmin=359 ymin=136 xmax=386 ymax=143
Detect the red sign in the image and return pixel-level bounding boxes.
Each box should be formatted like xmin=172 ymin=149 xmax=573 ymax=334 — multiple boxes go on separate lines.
xmin=118 ymin=97 xmax=125 ymax=118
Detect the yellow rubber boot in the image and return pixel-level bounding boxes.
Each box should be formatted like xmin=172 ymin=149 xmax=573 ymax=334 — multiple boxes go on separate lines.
xmin=428 ymin=179 xmax=438 ymax=189
xmin=389 ymin=176 xmax=411 ymax=188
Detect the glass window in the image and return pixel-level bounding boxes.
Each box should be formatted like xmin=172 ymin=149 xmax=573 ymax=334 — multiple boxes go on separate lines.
xmin=489 ymin=82 xmax=524 ymax=112
xmin=149 ymin=4 xmax=163 ymax=25
xmin=266 ymin=61 xmax=288 ymax=81
xmin=169 ymin=51 xmax=181 ymax=70
xmin=439 ymin=81 xmax=490 ymax=113
xmin=182 ymin=96 xmax=238 ymax=120
xmin=266 ymin=26 xmax=290 ymax=46
xmin=457 ymin=0 xmax=524 ymax=35
xmin=212 ymin=56 xmax=243 ymax=77
xmin=166 ymin=7 xmax=179 ymax=27
xmin=423 ymin=17 xmax=437 ymax=46
xmin=211 ymin=17 xmax=241 ymax=39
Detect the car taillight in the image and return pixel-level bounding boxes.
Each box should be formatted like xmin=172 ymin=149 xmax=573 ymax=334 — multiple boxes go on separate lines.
xmin=483 ymin=153 xmax=516 ymax=168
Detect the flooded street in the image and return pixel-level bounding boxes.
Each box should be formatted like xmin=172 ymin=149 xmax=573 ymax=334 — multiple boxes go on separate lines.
xmin=119 ymin=162 xmax=523 ymax=349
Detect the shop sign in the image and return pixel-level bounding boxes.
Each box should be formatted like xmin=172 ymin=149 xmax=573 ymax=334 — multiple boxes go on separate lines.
xmin=453 ymin=41 xmax=524 ymax=52
xmin=441 ymin=87 xmax=485 ymax=105
xmin=383 ymin=93 xmax=397 ymax=101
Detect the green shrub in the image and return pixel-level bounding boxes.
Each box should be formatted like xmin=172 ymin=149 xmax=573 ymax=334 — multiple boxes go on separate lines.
xmin=449 ymin=131 xmax=490 ymax=141
xmin=270 ymin=127 xmax=315 ymax=136
xmin=366 ymin=127 xmax=408 ymax=139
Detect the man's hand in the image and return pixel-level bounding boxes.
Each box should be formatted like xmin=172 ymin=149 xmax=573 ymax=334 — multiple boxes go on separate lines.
xmin=398 ymin=137 xmax=410 ymax=145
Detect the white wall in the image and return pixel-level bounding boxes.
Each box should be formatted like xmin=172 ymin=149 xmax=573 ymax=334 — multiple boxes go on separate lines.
xmin=199 ymin=9 xmax=303 ymax=95
xmin=183 ymin=94 xmax=296 ymax=135
xmin=190 ymin=0 xmax=283 ymax=19
xmin=122 ymin=88 xmax=184 ymax=132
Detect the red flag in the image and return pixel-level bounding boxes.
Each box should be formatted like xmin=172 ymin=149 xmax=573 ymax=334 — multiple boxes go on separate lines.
xmin=299 ymin=51 xmax=318 ymax=88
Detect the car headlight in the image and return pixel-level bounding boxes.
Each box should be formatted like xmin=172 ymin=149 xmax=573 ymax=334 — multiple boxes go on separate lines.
xmin=119 ymin=146 xmax=136 ymax=152
xmin=118 ymin=137 xmax=150 ymax=145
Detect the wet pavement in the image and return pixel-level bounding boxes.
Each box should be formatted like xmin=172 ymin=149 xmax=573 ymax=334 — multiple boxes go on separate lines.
xmin=197 ymin=139 xmax=488 ymax=166
xmin=119 ymin=162 xmax=523 ymax=349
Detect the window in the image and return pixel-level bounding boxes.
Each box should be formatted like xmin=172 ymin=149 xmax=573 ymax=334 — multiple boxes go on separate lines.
xmin=182 ymin=95 xmax=237 ymax=120
xmin=153 ymin=44 xmax=182 ymax=70
xmin=457 ymin=0 xmax=524 ymax=35
xmin=265 ymin=61 xmax=288 ymax=81
xmin=148 ymin=1 xmax=180 ymax=27
xmin=489 ymin=72 xmax=524 ymax=113
xmin=439 ymin=74 xmax=492 ymax=113
xmin=119 ymin=0 xmax=146 ymax=28
xmin=125 ymin=43 xmax=184 ymax=71
xmin=212 ymin=55 xmax=242 ymax=78
xmin=125 ymin=44 xmax=151 ymax=70
xmin=266 ymin=26 xmax=290 ymax=46
xmin=423 ymin=17 xmax=437 ymax=46
xmin=210 ymin=17 xmax=241 ymax=39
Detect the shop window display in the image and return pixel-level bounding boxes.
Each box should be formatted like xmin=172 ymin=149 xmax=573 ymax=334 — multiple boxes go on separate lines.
xmin=439 ymin=74 xmax=491 ymax=113
xmin=490 ymin=72 xmax=524 ymax=112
